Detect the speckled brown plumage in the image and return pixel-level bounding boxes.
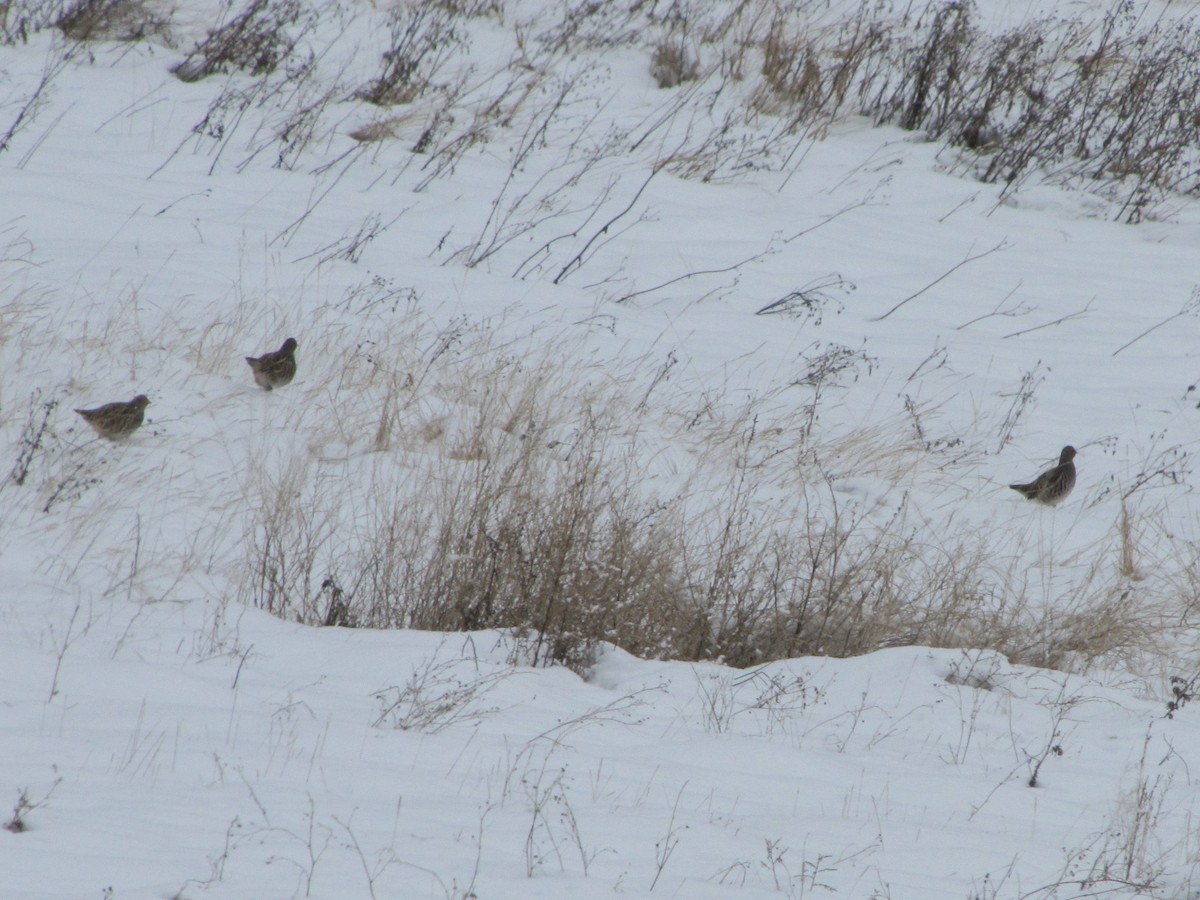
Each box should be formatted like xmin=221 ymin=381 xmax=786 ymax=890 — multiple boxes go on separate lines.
xmin=75 ymin=394 xmax=150 ymax=439
xmin=1009 ymin=445 xmax=1076 ymax=506
xmin=246 ymin=337 xmax=298 ymax=390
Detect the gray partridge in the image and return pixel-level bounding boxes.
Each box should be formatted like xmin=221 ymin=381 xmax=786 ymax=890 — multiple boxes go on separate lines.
xmin=246 ymin=337 xmax=298 ymax=390
xmin=1009 ymin=445 xmax=1076 ymax=506
xmin=75 ymin=395 xmax=150 ymax=439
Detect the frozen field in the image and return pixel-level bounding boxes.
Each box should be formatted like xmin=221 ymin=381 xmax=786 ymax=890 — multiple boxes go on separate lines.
xmin=2 ymin=0 xmax=1199 ymax=896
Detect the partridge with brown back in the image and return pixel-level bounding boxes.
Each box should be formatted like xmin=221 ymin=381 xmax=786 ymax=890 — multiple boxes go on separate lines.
xmin=1009 ymin=445 xmax=1076 ymax=506
xmin=245 ymin=337 xmax=298 ymax=390
xmin=75 ymin=395 xmax=150 ymax=440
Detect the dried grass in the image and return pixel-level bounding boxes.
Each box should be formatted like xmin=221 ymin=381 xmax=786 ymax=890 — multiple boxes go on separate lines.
xmin=235 ymin=314 xmax=1184 ymax=674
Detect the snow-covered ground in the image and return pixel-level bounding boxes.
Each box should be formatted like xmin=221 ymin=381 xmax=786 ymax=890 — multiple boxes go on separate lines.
xmin=2 ymin=0 xmax=1200 ymax=896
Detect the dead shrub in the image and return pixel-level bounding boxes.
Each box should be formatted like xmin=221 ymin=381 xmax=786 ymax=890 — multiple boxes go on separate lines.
xmin=8 ymin=389 xmax=59 ymax=487
xmin=749 ymin=9 xmax=889 ymax=136
xmin=242 ymin=358 xmax=689 ymax=671
xmin=676 ymin=473 xmax=907 ymax=667
xmin=987 ymin=13 xmax=1200 ymax=221
xmin=650 ymin=36 xmax=699 ymax=88
xmin=56 ymin=0 xmax=171 ymax=42
xmin=430 ymin=0 xmax=502 ymax=18
xmin=172 ymin=0 xmax=313 ymax=82
xmin=1 ymin=0 xmax=63 ymax=44
xmin=354 ymin=4 xmax=466 ymax=107
xmin=242 ymin=455 xmax=339 ymax=625
xmin=679 ymin=0 xmax=1200 ymax=216
xmin=754 ymin=19 xmax=824 ymax=124
xmin=400 ymin=423 xmax=688 ymax=670
xmin=852 ymin=1 xmax=1200 ymax=219
xmin=238 ymin=316 xmax=1180 ymax=675
xmin=893 ymin=0 xmax=973 ymax=132
xmin=535 ymin=0 xmax=645 ymax=56
xmin=348 ymin=114 xmax=414 ymax=144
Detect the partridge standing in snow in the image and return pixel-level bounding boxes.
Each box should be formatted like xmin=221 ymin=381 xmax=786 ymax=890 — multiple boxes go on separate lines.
xmin=1009 ymin=445 xmax=1076 ymax=506
xmin=246 ymin=337 xmax=298 ymax=390
xmin=75 ymin=394 xmax=150 ymax=439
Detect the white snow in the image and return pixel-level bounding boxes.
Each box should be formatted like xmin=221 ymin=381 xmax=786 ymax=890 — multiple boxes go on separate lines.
xmin=2 ymin=0 xmax=1199 ymax=897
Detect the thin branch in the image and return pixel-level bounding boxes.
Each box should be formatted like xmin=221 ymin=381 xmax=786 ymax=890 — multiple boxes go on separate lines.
xmin=1 ymin=50 xmax=74 ymax=157
xmin=954 ymin=282 xmax=1028 ymax=330
xmin=614 ymin=241 xmax=778 ymax=305
xmin=553 ymin=166 xmax=661 ymax=285
xmin=784 ymin=195 xmax=875 ymax=243
xmin=1002 ymin=299 xmax=1094 ymax=339
xmin=1111 ymin=291 xmax=1200 ymax=357
xmin=871 ymin=239 xmax=1009 ymax=322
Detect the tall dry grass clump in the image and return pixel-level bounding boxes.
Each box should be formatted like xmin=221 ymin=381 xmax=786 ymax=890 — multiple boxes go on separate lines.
xmin=354 ymin=3 xmax=466 ymax=107
xmin=234 ymin=313 xmax=1185 ymax=674
xmin=623 ymin=0 xmax=1200 ymax=216
xmin=1 ymin=0 xmax=63 ymax=43
xmin=651 ymin=34 xmax=700 ymax=88
xmin=239 ymin=322 xmax=692 ymax=669
xmin=842 ymin=0 xmax=1200 ymax=220
xmin=55 ymin=0 xmax=171 ymax=42
xmin=75 ymin=0 xmax=1200 ymax=216
xmin=171 ymin=0 xmax=315 ymax=82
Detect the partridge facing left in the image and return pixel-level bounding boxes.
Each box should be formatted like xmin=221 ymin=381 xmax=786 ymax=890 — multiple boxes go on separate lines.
xmin=246 ymin=337 xmax=298 ymax=390
xmin=75 ymin=394 xmax=150 ymax=440
xmin=1009 ymin=445 xmax=1077 ymax=506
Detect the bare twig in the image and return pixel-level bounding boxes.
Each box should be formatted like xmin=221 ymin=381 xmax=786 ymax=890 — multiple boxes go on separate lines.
xmin=553 ymin=166 xmax=661 ymax=285
xmin=954 ymin=283 xmax=1029 ymax=330
xmin=615 ymin=240 xmax=778 ymax=305
xmin=1111 ymin=289 xmax=1200 ymax=357
xmin=784 ymin=194 xmax=877 ymax=243
xmin=872 ymin=239 xmax=1009 ymax=322
xmin=0 ymin=49 xmax=75 ymax=156
xmin=649 ymin=781 xmax=688 ymax=891
xmin=1002 ymin=298 xmax=1093 ymax=339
